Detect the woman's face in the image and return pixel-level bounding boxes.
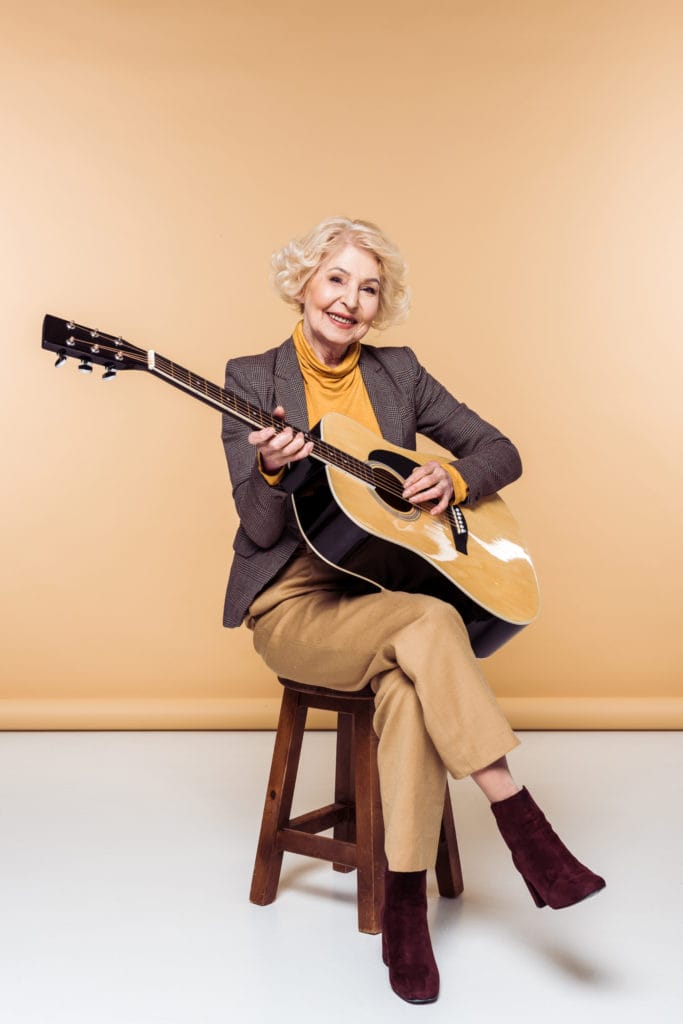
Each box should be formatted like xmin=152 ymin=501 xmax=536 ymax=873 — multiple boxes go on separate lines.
xmin=300 ymin=243 xmax=381 ymax=365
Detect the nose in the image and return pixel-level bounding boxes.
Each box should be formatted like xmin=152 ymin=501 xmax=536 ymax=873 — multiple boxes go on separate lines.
xmin=341 ymin=282 xmax=359 ymax=310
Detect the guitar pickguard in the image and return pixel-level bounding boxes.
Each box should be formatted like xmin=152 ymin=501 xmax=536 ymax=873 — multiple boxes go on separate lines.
xmin=368 ymin=447 xmax=468 ymax=554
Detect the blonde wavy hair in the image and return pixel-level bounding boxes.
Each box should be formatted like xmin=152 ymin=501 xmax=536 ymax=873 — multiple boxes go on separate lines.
xmin=271 ymin=217 xmax=411 ymax=330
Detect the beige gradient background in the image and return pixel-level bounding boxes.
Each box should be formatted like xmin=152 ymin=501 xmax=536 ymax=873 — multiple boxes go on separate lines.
xmin=1 ymin=0 xmax=682 ymax=730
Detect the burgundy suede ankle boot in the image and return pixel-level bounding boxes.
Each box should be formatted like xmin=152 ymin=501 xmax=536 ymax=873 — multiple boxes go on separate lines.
xmin=491 ymin=787 xmax=606 ymax=909
xmin=381 ymin=869 xmax=439 ymax=1004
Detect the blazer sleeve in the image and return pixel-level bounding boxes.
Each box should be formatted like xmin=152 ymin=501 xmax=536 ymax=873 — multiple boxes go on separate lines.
xmin=221 ymin=355 xmax=293 ymax=550
xmin=406 ymin=348 xmax=522 ymax=504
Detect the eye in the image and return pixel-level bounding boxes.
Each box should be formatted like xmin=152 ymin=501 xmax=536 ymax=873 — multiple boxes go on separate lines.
xmin=363 ymin=285 xmax=378 ymax=296
xmin=329 ymin=275 xmax=343 ymax=284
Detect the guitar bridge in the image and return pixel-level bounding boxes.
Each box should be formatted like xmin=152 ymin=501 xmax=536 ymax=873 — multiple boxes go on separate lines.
xmin=450 ymin=505 xmax=468 ymax=555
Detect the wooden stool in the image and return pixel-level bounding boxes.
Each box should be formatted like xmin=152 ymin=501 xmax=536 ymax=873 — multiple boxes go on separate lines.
xmin=249 ymin=677 xmax=464 ymax=934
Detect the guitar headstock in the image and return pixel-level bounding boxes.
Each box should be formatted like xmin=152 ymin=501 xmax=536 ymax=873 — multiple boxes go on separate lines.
xmin=42 ymin=315 xmax=149 ymax=379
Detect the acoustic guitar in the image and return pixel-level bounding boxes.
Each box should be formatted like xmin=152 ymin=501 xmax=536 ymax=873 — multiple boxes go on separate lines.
xmin=41 ymin=314 xmax=540 ymax=657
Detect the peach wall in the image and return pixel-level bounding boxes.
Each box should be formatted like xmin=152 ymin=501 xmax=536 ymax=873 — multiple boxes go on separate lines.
xmin=1 ymin=0 xmax=682 ymax=729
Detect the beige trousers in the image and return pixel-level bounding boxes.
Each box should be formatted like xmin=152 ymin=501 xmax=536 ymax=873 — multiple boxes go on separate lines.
xmin=247 ymin=547 xmax=520 ymax=872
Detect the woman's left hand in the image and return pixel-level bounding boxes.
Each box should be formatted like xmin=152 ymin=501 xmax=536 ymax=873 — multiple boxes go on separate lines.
xmin=402 ymin=461 xmax=454 ymax=515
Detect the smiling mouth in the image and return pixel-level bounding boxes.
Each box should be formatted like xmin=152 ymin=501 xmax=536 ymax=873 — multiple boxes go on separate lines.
xmin=327 ymin=312 xmax=357 ymax=326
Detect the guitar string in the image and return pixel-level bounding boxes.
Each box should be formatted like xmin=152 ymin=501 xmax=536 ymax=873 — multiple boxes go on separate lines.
xmin=56 ymin=327 xmax=459 ymax=526
xmin=60 ymin=333 xmax=458 ymax=524
xmin=153 ymin=353 xmax=459 ymax=525
xmin=59 ymin=327 xmax=389 ymax=491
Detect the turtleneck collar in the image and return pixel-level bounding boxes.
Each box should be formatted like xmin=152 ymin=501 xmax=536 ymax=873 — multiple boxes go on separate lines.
xmin=292 ymin=320 xmax=361 ymax=379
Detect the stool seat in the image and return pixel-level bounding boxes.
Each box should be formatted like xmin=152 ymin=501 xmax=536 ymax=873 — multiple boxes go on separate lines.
xmin=277 ymin=679 xmax=376 ymax=701
xmin=249 ymin=676 xmax=464 ymax=934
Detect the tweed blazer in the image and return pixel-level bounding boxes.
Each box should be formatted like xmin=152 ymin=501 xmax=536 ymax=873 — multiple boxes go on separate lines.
xmin=221 ymin=336 xmax=522 ymax=627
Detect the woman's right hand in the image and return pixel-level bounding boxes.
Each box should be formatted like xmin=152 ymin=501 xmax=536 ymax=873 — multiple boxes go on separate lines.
xmin=248 ymin=406 xmax=314 ymax=473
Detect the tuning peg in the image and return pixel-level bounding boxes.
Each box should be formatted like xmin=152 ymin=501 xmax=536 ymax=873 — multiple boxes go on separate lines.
xmin=54 ymin=350 xmax=67 ymax=368
xmin=102 ymin=363 xmax=117 ymax=381
xmin=78 ymin=358 xmax=93 ymax=374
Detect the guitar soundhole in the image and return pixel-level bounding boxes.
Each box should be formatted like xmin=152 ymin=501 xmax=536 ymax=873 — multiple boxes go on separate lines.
xmin=370 ymin=465 xmax=418 ymax=517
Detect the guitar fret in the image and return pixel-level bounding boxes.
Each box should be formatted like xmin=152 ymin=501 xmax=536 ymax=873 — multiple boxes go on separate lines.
xmin=158 ymin=356 xmax=277 ymax=434
xmin=149 ymin=353 xmax=409 ymax=504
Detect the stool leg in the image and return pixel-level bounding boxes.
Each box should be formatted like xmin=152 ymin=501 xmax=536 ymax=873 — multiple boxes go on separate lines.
xmin=250 ymin=688 xmax=307 ymax=906
xmin=353 ymin=703 xmax=386 ymax=934
xmin=333 ymin=711 xmax=355 ymax=873
xmin=435 ymin=787 xmax=464 ymax=899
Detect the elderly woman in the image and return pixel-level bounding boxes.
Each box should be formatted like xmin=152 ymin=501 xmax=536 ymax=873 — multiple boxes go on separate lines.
xmin=221 ymin=217 xmax=604 ymax=1004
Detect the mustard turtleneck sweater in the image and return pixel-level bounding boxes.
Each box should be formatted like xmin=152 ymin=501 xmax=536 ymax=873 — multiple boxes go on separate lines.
xmin=292 ymin=320 xmax=381 ymax=432
xmin=260 ymin=321 xmax=468 ymax=504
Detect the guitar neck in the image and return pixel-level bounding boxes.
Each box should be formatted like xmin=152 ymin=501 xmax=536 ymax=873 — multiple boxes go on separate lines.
xmin=40 ymin=314 xmax=448 ymax=517
xmin=149 ymin=351 xmax=274 ymax=429
xmin=148 ymin=351 xmax=376 ymax=488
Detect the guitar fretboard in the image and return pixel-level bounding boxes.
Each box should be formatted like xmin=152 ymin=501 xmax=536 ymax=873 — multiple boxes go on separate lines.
xmin=151 ymin=353 xmax=381 ymax=492
xmin=41 ymin=315 xmax=458 ymax=523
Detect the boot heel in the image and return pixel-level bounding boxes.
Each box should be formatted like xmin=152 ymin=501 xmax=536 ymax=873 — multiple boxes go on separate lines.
xmin=524 ymin=878 xmax=547 ymax=908
xmin=491 ymin=788 xmax=606 ymax=910
xmin=382 ymin=927 xmax=389 ymax=966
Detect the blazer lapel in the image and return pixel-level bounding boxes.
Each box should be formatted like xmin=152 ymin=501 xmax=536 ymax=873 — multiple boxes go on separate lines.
xmin=359 ymin=348 xmax=410 ymax=446
xmin=272 ymin=338 xmax=412 ymax=446
xmin=273 ymin=337 xmax=310 ymax=431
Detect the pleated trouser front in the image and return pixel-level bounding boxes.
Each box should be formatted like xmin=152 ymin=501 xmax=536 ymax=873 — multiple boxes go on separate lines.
xmin=247 ymin=548 xmax=520 ymax=871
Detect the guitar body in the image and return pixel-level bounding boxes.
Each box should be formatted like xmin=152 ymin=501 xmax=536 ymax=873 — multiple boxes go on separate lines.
xmin=290 ymin=413 xmax=540 ymax=658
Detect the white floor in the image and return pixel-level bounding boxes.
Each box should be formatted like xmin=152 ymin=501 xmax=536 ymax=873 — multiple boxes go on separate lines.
xmin=0 ymin=729 xmax=681 ymax=1024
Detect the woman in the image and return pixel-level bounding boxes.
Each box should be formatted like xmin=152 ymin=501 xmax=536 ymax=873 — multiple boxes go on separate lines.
xmin=221 ymin=217 xmax=605 ymax=1005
